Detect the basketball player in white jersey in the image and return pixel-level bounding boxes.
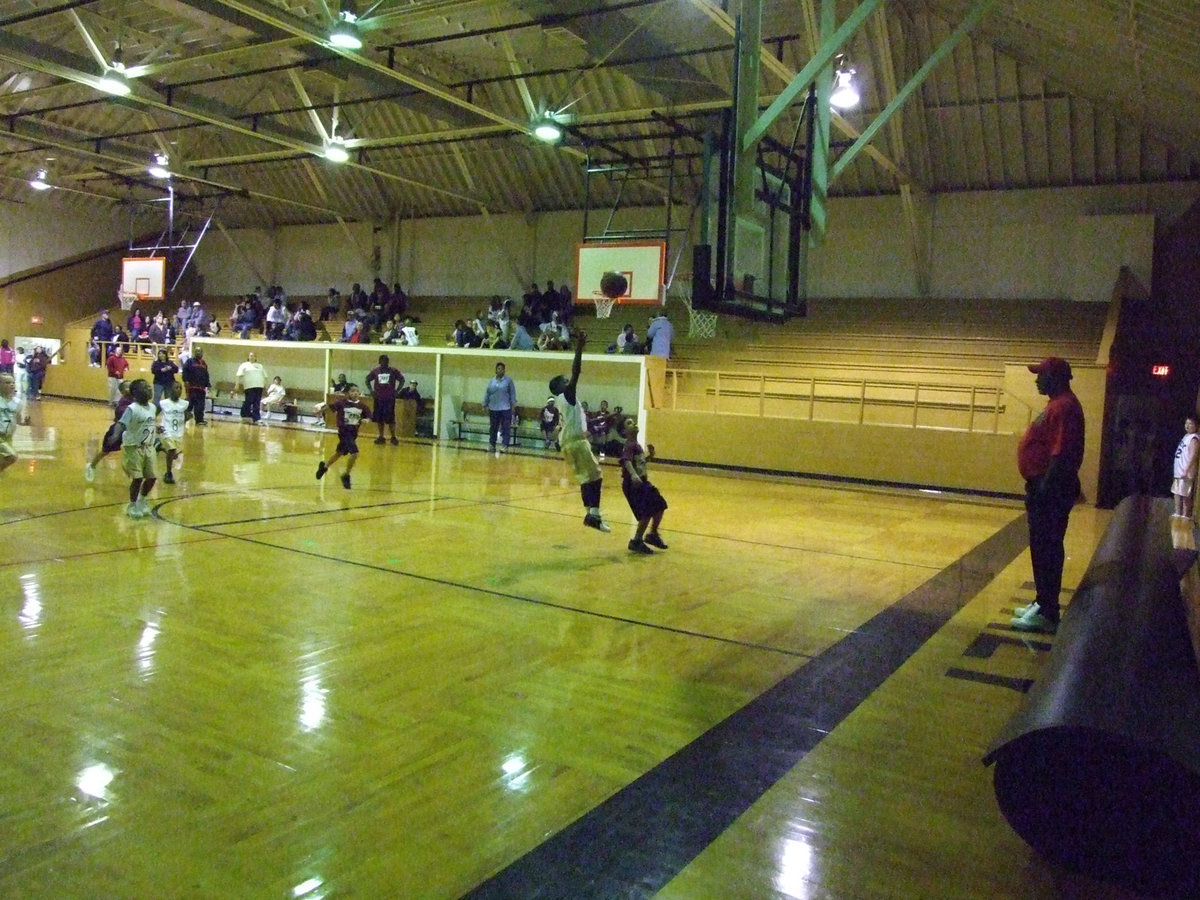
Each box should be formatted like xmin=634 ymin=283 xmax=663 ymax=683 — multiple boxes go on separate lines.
xmin=549 ymin=332 xmax=609 ymax=532
xmin=157 ymin=381 xmax=191 ymax=484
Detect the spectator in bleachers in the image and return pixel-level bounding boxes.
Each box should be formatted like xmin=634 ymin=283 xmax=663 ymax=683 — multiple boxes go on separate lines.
xmin=390 ymin=283 xmax=411 ymax=321
xmin=265 ymin=298 xmax=287 ymax=339
xmin=127 ymin=308 xmax=145 ymax=337
xmin=646 ymin=311 xmax=674 ymax=359
xmin=470 ymin=309 xmax=489 ymax=339
xmin=0 ymin=339 xmax=13 ymax=374
xmin=346 ymin=320 xmax=370 ymax=344
xmin=380 ymin=318 xmax=403 ymax=345
xmin=450 ymin=319 xmax=478 ymax=348
xmin=331 ymin=373 xmax=351 ymax=394
xmin=614 ymin=323 xmax=640 ymax=354
xmin=509 ymin=322 xmax=536 ymax=351
xmin=558 ymin=283 xmax=574 ymax=324
xmin=340 ymin=312 xmax=359 ymax=342
xmin=482 ymin=321 xmax=508 ymax=350
xmin=235 ymin=303 xmax=257 ymax=339
xmin=147 ymin=313 xmax=170 ymax=345
xmin=91 ymin=309 xmax=115 ymax=351
xmin=348 ymin=282 xmax=368 ymax=312
xmin=320 ymin=288 xmax=341 ymax=322
xmin=399 ymin=317 xmax=420 ymax=346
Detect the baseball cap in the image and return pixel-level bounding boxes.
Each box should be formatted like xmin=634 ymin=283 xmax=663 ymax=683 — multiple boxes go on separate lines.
xmin=1028 ymin=357 xmax=1072 ymax=380
xmin=546 ymin=397 xmax=555 ymax=403
xmin=192 ymin=301 xmax=201 ymax=306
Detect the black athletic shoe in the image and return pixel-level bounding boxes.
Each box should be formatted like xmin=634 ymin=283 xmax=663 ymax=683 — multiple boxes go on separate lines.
xmin=341 ymin=473 xmax=351 ymax=489
xmin=583 ymin=514 xmax=611 ymax=533
xmin=389 ymin=437 xmax=399 ymax=445
xmin=374 ymin=437 xmax=386 ymax=445
xmin=644 ymin=533 xmax=668 ymax=550
xmin=163 ymin=471 xmax=175 ymax=485
xmin=316 ymin=462 xmax=328 ymax=480
xmin=628 ymin=539 xmax=654 ymax=555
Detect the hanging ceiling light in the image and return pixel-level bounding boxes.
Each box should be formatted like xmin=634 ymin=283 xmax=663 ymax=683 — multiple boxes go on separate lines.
xmin=324 ymin=136 xmax=350 ymax=163
xmin=29 ymin=169 xmax=52 ymax=191
xmin=329 ymin=9 xmax=363 ymax=50
xmin=148 ymin=153 xmax=171 ymax=179
xmin=532 ymin=114 xmax=564 ymax=144
xmin=830 ymin=59 xmax=860 ymax=109
xmin=97 ymin=48 xmax=132 ymax=96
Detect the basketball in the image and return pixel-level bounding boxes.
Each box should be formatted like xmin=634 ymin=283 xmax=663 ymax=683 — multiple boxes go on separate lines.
xmin=599 ymin=271 xmax=628 ymax=299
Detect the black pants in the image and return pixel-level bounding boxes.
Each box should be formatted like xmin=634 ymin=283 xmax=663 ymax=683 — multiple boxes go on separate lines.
xmin=241 ymin=387 xmax=263 ymax=422
xmin=1025 ymin=474 xmax=1079 ymax=621
xmin=488 ymin=409 xmax=511 ymax=448
xmin=188 ymin=389 xmax=207 ymax=424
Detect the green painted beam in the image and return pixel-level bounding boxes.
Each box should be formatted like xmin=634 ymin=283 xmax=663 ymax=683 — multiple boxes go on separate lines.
xmin=831 ymin=0 xmax=997 ymax=183
xmin=742 ymin=0 xmax=885 ymax=151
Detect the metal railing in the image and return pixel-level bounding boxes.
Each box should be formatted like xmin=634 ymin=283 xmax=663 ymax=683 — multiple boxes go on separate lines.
xmin=662 ymin=368 xmax=1035 ymax=434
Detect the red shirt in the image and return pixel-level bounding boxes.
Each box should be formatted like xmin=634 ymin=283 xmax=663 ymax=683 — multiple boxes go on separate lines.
xmin=367 ymin=366 xmax=404 ymax=400
xmin=106 ymin=354 xmax=130 ymax=378
xmin=329 ymin=397 xmax=369 ymax=435
xmin=1017 ymin=389 xmax=1085 ymax=479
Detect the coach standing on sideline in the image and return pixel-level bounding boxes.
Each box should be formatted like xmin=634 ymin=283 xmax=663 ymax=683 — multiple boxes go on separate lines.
xmin=483 ymin=361 xmax=516 ymax=453
xmin=1011 ymin=357 xmax=1084 ymax=634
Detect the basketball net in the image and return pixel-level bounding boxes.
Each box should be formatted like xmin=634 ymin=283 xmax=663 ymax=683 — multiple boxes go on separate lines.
xmin=672 ymin=279 xmax=718 ymax=338
xmin=592 ymin=295 xmax=616 ymax=319
xmin=118 ymin=290 xmax=144 ymax=311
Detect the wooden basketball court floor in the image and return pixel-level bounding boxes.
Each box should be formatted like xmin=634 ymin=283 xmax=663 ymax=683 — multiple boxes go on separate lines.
xmin=0 ymin=397 xmax=1121 ymax=899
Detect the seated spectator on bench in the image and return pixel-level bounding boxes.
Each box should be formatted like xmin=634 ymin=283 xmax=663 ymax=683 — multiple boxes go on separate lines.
xmin=331 ymin=373 xmax=351 ymax=394
xmin=265 ymin=299 xmax=287 ymax=339
xmin=380 ymin=318 xmax=403 ymax=345
xmin=482 ymin=321 xmax=509 ymax=350
xmin=509 ymin=323 xmax=536 ymax=351
xmin=540 ymin=397 xmax=561 ymax=450
xmin=399 ymin=317 xmax=420 ymax=346
xmin=450 ymin=319 xmax=478 ymax=348
xmin=262 ymin=376 xmax=287 ymax=421
xmin=614 ymin=323 xmax=640 ymax=354
xmin=588 ymin=400 xmax=610 ymax=454
xmin=320 ymin=288 xmax=341 ymax=322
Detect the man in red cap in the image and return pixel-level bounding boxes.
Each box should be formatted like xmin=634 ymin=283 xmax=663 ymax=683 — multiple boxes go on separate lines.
xmin=1012 ymin=357 xmax=1084 ymax=633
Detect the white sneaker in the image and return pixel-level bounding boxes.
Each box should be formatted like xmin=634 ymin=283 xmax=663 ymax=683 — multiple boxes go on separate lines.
xmin=135 ymin=498 xmax=152 ymax=518
xmin=1013 ymin=601 xmax=1039 ymax=618
xmin=84 ymin=463 xmax=95 ymax=483
xmin=126 ymin=502 xmax=144 ymax=519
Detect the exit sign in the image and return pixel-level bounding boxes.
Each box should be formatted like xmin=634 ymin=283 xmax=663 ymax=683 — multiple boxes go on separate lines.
xmin=29 ymin=316 xmax=42 ymax=325
xmin=1152 ymin=364 xmax=1170 ymax=377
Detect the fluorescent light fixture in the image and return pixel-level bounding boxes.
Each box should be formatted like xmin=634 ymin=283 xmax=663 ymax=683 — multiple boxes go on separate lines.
xmin=324 ymin=137 xmax=350 ymax=163
xmin=830 ymin=65 xmax=860 ymax=109
xmin=29 ymin=169 xmax=51 ymax=191
xmin=148 ymin=153 xmax=171 ymax=178
xmin=532 ymin=115 xmax=563 ymax=143
xmin=329 ymin=10 xmax=363 ymax=50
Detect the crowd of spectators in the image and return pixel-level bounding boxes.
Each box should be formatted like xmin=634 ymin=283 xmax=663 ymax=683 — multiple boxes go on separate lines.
xmin=448 ymin=281 xmax=575 ymax=353
xmin=1 ymin=340 xmax=53 ymax=400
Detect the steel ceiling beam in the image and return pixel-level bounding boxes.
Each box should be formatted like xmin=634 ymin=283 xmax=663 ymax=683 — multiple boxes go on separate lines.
xmin=0 ymin=29 xmax=498 ymax=211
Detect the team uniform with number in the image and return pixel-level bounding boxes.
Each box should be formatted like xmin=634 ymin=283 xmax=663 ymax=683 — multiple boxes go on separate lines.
xmin=119 ymin=402 xmax=159 ymax=479
xmin=366 ymin=366 xmax=404 ymax=424
xmin=158 ymin=397 xmax=189 ymax=452
xmin=329 ymin=397 xmax=370 ymax=455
